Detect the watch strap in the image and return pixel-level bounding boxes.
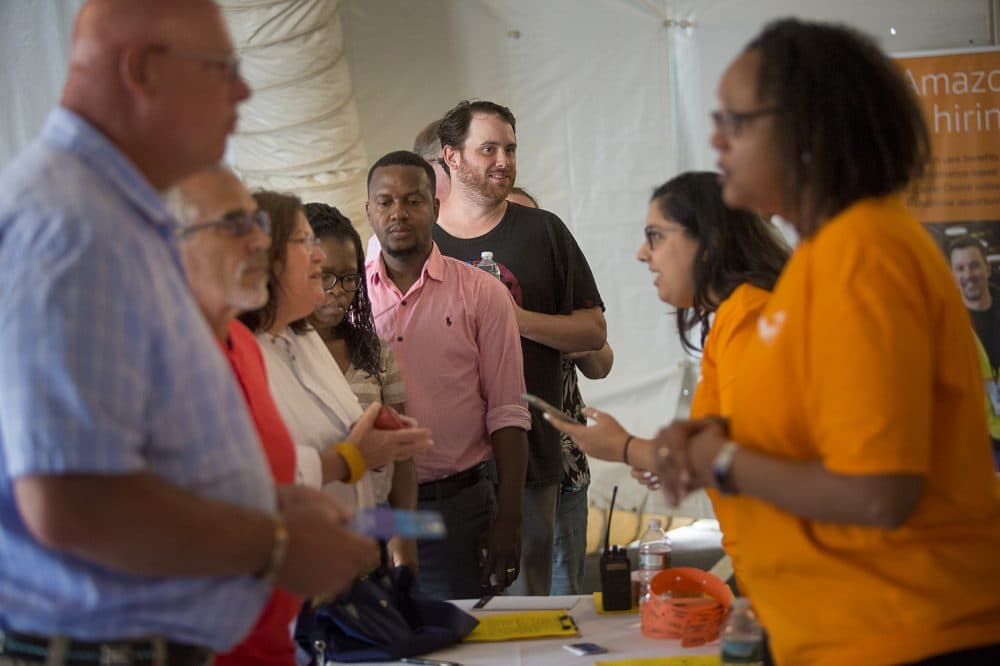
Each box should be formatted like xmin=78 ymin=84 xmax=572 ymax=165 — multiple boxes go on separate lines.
xmin=712 ymin=440 xmax=740 ymax=495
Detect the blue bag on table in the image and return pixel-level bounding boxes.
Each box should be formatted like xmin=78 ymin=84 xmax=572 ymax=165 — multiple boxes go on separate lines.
xmin=294 ymin=560 xmax=478 ymax=664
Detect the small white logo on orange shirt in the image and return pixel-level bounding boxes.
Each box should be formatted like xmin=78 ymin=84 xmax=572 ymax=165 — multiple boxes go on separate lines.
xmin=757 ymin=310 xmax=786 ymax=343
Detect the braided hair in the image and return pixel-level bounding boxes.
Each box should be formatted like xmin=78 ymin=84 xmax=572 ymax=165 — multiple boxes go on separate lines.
xmin=303 ymin=203 xmax=383 ymax=385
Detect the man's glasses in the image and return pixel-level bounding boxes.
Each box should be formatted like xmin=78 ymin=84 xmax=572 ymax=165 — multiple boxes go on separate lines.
xmin=178 ymin=210 xmax=270 ymax=238
xmin=710 ymin=107 xmax=782 ymax=139
xmin=322 ymin=272 xmax=363 ymax=293
xmin=153 ymin=46 xmax=242 ymax=83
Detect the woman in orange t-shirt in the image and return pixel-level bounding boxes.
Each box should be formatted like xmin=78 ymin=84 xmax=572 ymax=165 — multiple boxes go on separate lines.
xmin=551 ymin=171 xmax=787 ymax=516
xmin=652 ymin=19 xmax=1000 ymax=665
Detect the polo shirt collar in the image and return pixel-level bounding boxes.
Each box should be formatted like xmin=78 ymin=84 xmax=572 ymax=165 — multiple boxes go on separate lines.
xmin=371 ymin=242 xmax=446 ymax=289
xmin=41 ymin=107 xmax=175 ymax=232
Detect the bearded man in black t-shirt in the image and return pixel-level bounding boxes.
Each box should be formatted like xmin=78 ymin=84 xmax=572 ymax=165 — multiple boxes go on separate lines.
xmin=949 ymin=238 xmax=1000 ymax=366
xmin=434 ymin=100 xmax=607 ymax=595
xmin=949 ymin=236 xmax=1000 ymax=466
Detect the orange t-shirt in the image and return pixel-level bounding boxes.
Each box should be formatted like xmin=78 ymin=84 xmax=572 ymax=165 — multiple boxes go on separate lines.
xmin=690 ymin=282 xmax=771 ymax=584
xmin=722 ymin=196 xmax=1000 ymax=664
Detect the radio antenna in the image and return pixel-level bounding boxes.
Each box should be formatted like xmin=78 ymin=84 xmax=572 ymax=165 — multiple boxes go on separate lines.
xmin=603 ymin=485 xmax=618 ymax=555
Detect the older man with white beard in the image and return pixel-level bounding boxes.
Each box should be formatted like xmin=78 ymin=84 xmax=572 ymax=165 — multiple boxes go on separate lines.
xmin=168 ymin=166 xmax=377 ymax=664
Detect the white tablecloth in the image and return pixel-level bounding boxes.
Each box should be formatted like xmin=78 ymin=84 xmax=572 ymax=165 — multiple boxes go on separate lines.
xmin=353 ymin=594 xmax=719 ymax=665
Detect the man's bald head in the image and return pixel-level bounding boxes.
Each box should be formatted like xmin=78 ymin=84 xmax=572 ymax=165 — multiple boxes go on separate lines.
xmin=62 ymin=0 xmax=250 ymax=190
xmin=68 ymin=0 xmax=221 ymax=78
xmin=173 ymin=165 xmax=253 ymax=226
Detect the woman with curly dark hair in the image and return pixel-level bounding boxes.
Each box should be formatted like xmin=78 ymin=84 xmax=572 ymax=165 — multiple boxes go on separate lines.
xmin=305 ymin=202 xmax=418 ymax=570
xmin=629 ymin=19 xmax=1000 ymax=664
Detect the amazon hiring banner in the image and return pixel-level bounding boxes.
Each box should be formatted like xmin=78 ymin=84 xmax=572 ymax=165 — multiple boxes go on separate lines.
xmin=898 ymin=47 xmax=1000 ymax=236
xmin=897 ymin=47 xmax=1000 ymax=458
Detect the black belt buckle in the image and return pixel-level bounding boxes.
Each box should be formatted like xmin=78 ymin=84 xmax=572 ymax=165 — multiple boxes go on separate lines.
xmin=418 ymin=462 xmax=486 ymax=501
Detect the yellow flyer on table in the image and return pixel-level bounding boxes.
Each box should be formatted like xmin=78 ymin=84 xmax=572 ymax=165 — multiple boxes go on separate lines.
xmin=596 ymin=657 xmax=720 ymax=666
xmin=462 ymin=610 xmax=578 ymax=642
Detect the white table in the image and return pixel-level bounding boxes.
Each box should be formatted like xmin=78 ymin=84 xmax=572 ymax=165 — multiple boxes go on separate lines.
xmin=358 ymin=594 xmax=719 ymax=665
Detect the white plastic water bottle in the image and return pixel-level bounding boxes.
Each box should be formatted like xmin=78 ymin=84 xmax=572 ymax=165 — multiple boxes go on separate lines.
xmin=478 ymin=251 xmax=502 ymax=280
xmin=721 ymin=598 xmax=764 ymax=665
xmin=637 ymin=518 xmax=671 ymax=602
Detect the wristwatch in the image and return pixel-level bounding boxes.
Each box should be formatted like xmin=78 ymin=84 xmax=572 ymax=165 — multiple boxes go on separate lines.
xmin=712 ymin=440 xmax=740 ymax=495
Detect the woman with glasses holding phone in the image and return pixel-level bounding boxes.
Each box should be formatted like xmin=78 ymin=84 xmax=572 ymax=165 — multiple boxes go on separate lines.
xmin=650 ymin=19 xmax=1000 ymax=664
xmin=239 ymin=191 xmax=431 ymax=515
xmin=550 ymin=172 xmax=787 ymax=590
xmin=304 ymin=202 xmax=419 ymax=570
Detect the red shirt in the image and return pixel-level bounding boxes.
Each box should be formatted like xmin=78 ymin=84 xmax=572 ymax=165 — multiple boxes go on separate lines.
xmin=215 ymin=320 xmax=300 ymax=666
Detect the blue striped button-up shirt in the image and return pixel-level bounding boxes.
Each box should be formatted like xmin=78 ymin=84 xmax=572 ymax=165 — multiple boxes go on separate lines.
xmin=0 ymin=108 xmax=274 ymax=649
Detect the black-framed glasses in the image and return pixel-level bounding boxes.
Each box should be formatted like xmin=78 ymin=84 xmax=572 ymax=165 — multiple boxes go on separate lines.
xmin=178 ymin=209 xmax=270 ymax=238
xmin=710 ymin=107 xmax=782 ymax=138
xmin=153 ymin=45 xmax=242 ymax=83
xmin=322 ymin=272 xmax=362 ymax=293
xmin=643 ymin=225 xmax=685 ymax=250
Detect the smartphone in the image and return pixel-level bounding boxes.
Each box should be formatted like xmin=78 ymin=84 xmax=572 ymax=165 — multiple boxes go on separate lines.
xmin=563 ymin=642 xmax=608 ymax=656
xmin=521 ymin=393 xmax=575 ymax=423
xmin=349 ymin=508 xmax=446 ymax=540
xmin=374 ymin=404 xmax=406 ymax=430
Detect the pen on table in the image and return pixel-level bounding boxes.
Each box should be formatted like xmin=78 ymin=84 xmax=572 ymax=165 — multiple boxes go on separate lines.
xmin=400 ymin=658 xmax=463 ymax=666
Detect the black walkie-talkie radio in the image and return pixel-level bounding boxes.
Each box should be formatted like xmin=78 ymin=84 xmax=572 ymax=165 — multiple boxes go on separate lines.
xmin=599 ymin=485 xmax=632 ymax=611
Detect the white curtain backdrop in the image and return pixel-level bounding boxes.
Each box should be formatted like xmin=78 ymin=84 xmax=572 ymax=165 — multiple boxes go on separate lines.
xmin=221 ymin=0 xmax=371 ymax=238
xmin=339 ymin=0 xmax=990 ymax=512
xmin=0 ymin=0 xmax=992 ymax=513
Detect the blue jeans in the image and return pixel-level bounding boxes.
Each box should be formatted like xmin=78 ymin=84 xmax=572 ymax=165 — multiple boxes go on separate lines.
xmin=507 ymin=483 xmax=559 ymax=595
xmin=550 ymin=483 xmax=589 ymax=595
xmin=415 ymin=476 xmax=497 ymax=600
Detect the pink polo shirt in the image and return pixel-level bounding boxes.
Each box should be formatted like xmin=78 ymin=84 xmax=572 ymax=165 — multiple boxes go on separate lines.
xmin=367 ymin=244 xmax=531 ymax=483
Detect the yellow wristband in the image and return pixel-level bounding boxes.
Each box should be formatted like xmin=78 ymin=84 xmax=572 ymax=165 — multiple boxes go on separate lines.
xmin=334 ymin=441 xmax=367 ymax=484
xmin=254 ymin=516 xmax=288 ymax=582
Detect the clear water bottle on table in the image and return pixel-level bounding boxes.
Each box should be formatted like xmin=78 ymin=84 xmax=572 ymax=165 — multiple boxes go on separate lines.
xmin=637 ymin=517 xmax=671 ymax=602
xmin=478 ymin=251 xmax=501 ymax=280
xmin=721 ymin=597 xmax=764 ymax=665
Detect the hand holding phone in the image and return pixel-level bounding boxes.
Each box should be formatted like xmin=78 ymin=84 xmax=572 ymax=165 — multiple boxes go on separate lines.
xmin=349 ymin=507 xmax=446 ymax=540
xmin=374 ymin=404 xmax=406 ymax=430
xmin=521 ymin=393 xmax=575 ymax=424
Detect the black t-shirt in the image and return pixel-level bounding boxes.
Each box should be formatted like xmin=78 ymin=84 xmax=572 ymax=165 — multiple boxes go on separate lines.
xmin=970 ymin=298 xmax=1000 ymax=370
xmin=969 ymin=297 xmax=1000 ymax=451
xmin=434 ymin=202 xmax=604 ymax=486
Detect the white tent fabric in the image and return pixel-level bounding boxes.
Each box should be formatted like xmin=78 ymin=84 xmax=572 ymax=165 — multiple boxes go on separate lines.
xmin=340 ymin=0 xmax=991 ymax=513
xmin=0 ymin=0 xmax=993 ymax=516
xmin=220 ymin=0 xmax=371 ymax=239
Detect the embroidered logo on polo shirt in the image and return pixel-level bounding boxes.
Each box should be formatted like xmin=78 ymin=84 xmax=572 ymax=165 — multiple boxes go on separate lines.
xmin=446 ymin=315 xmax=453 ymax=327
xmin=757 ymin=310 xmax=786 ymax=343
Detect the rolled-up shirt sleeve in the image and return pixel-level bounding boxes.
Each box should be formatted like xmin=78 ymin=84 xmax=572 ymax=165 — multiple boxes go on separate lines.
xmin=476 ymin=276 xmax=532 ymax=435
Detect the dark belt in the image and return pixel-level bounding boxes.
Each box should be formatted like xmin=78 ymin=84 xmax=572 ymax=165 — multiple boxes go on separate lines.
xmin=417 ymin=461 xmax=489 ymax=502
xmin=0 ymin=630 xmax=212 ymax=666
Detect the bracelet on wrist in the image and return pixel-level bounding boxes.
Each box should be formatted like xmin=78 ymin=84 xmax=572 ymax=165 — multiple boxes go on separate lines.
xmin=254 ymin=516 xmax=288 ymax=582
xmin=334 ymin=441 xmax=367 ymax=484
xmin=622 ymin=434 xmax=635 ymax=465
